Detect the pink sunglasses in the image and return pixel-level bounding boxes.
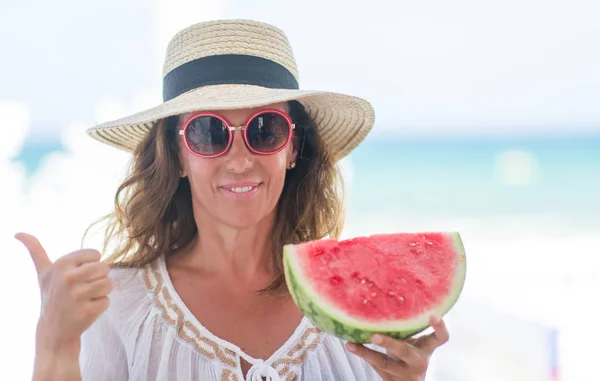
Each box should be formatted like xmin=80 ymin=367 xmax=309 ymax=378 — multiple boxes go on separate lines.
xmin=179 ymin=108 xmax=295 ymax=158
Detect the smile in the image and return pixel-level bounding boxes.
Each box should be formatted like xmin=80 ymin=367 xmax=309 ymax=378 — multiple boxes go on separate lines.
xmin=219 ymin=182 xmax=261 ymax=199
xmin=225 ymin=185 xmax=256 ymax=193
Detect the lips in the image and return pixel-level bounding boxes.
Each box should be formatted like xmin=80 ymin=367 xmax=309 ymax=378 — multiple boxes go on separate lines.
xmin=219 ymin=181 xmax=261 ymax=199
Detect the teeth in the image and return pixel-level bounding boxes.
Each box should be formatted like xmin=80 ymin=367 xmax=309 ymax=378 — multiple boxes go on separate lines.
xmin=227 ymin=186 xmax=254 ymax=193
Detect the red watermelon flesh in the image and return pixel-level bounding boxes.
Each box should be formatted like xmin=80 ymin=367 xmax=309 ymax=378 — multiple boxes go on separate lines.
xmin=283 ymin=232 xmax=466 ymax=343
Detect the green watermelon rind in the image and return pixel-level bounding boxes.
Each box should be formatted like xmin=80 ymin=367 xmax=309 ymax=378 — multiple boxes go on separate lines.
xmin=283 ymin=232 xmax=467 ymax=344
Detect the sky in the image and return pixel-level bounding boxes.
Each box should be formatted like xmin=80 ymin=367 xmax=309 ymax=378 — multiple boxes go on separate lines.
xmin=1 ymin=0 xmax=599 ymax=145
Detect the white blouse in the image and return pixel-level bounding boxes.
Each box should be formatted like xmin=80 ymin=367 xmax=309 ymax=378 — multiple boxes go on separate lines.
xmin=79 ymin=255 xmax=384 ymax=381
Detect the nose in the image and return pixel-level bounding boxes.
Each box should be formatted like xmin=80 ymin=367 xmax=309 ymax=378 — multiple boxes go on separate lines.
xmin=224 ymin=130 xmax=254 ymax=173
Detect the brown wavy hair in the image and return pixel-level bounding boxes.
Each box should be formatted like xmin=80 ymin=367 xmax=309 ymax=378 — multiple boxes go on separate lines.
xmin=83 ymin=100 xmax=346 ymax=293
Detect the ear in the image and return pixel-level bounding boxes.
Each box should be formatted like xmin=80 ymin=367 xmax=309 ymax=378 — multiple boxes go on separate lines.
xmin=179 ymin=157 xmax=188 ymax=178
xmin=287 ymin=134 xmax=299 ymax=168
xmin=178 ymin=149 xmax=188 ymax=178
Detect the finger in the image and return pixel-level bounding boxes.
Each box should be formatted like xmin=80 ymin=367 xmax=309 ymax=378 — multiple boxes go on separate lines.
xmin=405 ymin=337 xmax=419 ymax=345
xmin=75 ymin=277 xmax=114 ymax=300
xmin=69 ymin=261 xmax=111 ymax=283
xmin=371 ymin=334 xmax=426 ymax=369
xmin=416 ymin=315 xmax=450 ymax=352
xmin=346 ymin=342 xmax=405 ymax=376
xmin=15 ymin=233 xmax=52 ymax=274
xmin=83 ymin=296 xmax=110 ymax=316
xmin=59 ymin=249 xmax=102 ymax=268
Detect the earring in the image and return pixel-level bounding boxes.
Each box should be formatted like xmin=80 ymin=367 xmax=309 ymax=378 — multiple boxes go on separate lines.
xmin=288 ymin=162 xmax=296 ymax=169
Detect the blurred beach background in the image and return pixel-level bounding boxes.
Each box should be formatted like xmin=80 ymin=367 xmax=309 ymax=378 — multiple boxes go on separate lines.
xmin=1 ymin=0 xmax=599 ymax=379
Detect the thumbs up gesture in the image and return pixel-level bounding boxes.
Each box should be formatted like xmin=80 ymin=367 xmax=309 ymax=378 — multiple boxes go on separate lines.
xmin=16 ymin=233 xmax=114 ymax=353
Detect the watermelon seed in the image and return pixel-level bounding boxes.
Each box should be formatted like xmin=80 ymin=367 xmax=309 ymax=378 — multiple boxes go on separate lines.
xmin=400 ymin=278 xmax=407 ymax=284
xmin=388 ymin=291 xmax=396 ymax=296
xmin=363 ymin=298 xmax=368 ymax=304
xmin=361 ymin=279 xmax=366 ymax=284
xmin=367 ymin=282 xmax=373 ymax=288
xmin=427 ymin=241 xmax=433 ymax=245
xmin=371 ymin=292 xmax=377 ymax=297
xmin=399 ymin=296 xmax=405 ymax=302
xmin=329 ymin=275 xmax=343 ymax=285
xmin=409 ymin=242 xmax=417 ymax=246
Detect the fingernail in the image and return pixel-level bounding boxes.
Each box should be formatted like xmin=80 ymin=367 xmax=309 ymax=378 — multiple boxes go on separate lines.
xmin=346 ymin=343 xmax=357 ymax=352
xmin=432 ymin=315 xmax=441 ymax=324
xmin=372 ymin=334 xmax=383 ymax=344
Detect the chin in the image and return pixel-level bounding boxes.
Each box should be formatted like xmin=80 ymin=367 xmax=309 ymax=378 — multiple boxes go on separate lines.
xmin=218 ymin=210 xmax=271 ymax=230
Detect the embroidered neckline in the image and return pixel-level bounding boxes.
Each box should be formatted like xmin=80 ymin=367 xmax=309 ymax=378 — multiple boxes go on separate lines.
xmin=139 ymin=256 xmax=322 ymax=381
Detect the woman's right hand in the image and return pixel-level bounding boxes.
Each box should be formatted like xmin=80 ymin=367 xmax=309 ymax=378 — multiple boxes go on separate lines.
xmin=16 ymin=232 xmax=114 ymax=355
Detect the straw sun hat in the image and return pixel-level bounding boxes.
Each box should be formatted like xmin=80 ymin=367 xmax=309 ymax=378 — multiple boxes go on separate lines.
xmin=86 ymin=19 xmax=375 ymax=160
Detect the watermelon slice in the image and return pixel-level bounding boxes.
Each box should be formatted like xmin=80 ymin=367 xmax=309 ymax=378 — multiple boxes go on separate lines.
xmin=283 ymin=232 xmax=466 ymax=343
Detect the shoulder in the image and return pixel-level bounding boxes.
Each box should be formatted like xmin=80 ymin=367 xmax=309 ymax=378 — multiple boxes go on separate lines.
xmin=81 ymin=260 xmax=157 ymax=349
xmin=102 ymin=260 xmax=158 ymax=321
xmin=108 ymin=265 xmax=144 ymax=288
xmin=107 ymin=265 xmax=147 ymax=299
xmin=81 ymin=256 xmax=161 ymax=328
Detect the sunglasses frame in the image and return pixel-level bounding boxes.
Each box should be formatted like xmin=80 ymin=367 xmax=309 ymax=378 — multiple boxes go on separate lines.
xmin=179 ymin=108 xmax=296 ymax=158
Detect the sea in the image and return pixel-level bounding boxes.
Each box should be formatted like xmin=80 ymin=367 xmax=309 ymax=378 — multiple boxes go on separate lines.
xmin=2 ymin=133 xmax=599 ymax=381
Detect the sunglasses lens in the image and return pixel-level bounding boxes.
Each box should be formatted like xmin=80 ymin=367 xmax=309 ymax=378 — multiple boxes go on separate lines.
xmin=184 ymin=116 xmax=230 ymax=156
xmin=246 ymin=112 xmax=291 ymax=153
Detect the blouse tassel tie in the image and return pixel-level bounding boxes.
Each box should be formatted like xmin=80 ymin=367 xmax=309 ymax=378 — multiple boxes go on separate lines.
xmin=245 ymin=359 xmax=280 ymax=381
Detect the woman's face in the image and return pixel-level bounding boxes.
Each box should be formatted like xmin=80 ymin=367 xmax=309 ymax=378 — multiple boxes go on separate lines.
xmin=178 ymin=102 xmax=297 ymax=229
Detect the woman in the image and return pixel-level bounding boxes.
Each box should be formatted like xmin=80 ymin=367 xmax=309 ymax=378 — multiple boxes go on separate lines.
xmin=17 ymin=19 xmax=449 ymax=381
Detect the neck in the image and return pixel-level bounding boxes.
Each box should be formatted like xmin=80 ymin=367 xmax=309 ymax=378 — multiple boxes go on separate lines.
xmin=183 ymin=212 xmax=277 ymax=283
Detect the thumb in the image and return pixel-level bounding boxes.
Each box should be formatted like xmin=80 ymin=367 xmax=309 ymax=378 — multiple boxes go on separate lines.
xmin=15 ymin=232 xmax=52 ymax=275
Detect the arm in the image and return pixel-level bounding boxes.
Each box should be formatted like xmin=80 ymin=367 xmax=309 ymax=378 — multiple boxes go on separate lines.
xmin=32 ymin=311 xmax=128 ymax=381
xmin=14 ymin=234 xmax=125 ymax=381
xmin=33 ymin=333 xmax=81 ymax=381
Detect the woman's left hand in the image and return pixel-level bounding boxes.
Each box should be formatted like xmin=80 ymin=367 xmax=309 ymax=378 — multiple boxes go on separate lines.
xmin=346 ymin=315 xmax=449 ymax=381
